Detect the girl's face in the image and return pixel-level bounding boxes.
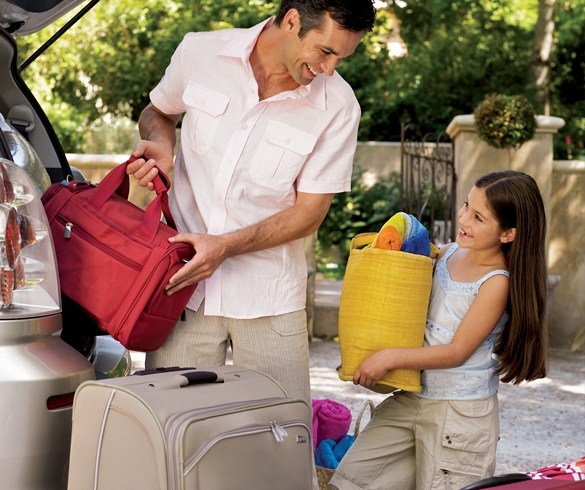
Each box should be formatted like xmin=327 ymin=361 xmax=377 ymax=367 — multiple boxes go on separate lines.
xmin=457 ymin=186 xmax=515 ymax=251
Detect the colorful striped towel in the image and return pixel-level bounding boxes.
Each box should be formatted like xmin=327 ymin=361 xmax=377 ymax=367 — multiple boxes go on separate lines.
xmin=527 ymin=456 xmax=585 ymax=480
xmin=372 ymin=212 xmax=431 ymax=257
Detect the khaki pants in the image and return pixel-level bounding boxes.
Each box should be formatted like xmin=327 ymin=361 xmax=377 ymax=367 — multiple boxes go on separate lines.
xmin=145 ymin=304 xmax=311 ymax=404
xmin=329 ymin=391 xmax=499 ymax=490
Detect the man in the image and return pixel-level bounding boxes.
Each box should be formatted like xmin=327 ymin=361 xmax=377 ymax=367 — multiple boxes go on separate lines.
xmin=128 ymin=0 xmax=376 ymax=405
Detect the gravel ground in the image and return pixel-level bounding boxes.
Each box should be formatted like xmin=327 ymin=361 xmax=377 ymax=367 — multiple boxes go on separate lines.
xmin=130 ymin=340 xmax=584 ymax=474
xmin=309 ymin=339 xmax=585 ymax=474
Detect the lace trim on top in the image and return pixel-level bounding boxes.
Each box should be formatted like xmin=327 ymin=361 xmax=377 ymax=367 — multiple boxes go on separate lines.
xmin=426 ymin=319 xmax=499 ymax=344
xmin=420 ymin=370 xmax=498 ymax=400
xmin=438 ymin=244 xmax=509 ymax=296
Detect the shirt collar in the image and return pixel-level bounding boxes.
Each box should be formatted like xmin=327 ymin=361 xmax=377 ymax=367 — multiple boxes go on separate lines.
xmin=219 ymin=17 xmax=273 ymax=62
xmin=219 ymin=17 xmax=327 ymax=111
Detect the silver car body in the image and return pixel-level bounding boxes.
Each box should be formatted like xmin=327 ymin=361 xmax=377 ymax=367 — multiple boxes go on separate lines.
xmin=1 ymin=0 xmax=116 ymax=488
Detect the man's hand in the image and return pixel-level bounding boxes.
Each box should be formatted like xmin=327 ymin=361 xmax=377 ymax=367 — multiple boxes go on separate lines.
xmin=130 ymin=103 xmax=180 ymax=190
xmin=127 ymin=140 xmax=174 ymax=191
xmin=353 ymin=349 xmax=392 ymax=387
xmin=165 ymin=233 xmax=230 ymax=295
xmin=163 ymin=192 xmax=334 ymax=295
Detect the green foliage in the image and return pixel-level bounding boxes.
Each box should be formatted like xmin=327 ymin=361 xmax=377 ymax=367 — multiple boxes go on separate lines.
xmin=550 ymin=0 xmax=585 ymax=160
xmin=339 ymin=0 xmax=536 ymax=143
xmin=15 ymin=0 xmax=585 ymax=159
xmin=315 ymin=240 xmax=346 ymax=280
xmin=474 ymin=93 xmax=537 ymax=149
xmin=318 ymin=169 xmax=402 ymax=260
xmin=80 ymin=116 xmax=140 ymax=155
xmin=17 ymin=0 xmax=277 ymax=150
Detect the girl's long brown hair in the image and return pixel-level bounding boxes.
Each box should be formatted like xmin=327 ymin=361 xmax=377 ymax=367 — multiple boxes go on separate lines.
xmin=475 ymin=171 xmax=548 ymax=384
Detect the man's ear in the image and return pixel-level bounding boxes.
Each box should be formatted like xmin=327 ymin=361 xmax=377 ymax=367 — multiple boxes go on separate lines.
xmin=282 ymin=8 xmax=301 ymax=34
xmin=500 ymin=228 xmax=516 ymax=244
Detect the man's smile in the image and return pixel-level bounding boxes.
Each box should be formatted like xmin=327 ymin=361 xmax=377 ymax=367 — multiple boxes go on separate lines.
xmin=305 ymin=63 xmax=319 ymax=76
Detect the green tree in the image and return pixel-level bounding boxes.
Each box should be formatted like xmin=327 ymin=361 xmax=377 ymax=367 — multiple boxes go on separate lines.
xmin=16 ymin=0 xmax=584 ymax=159
xmin=17 ymin=0 xmax=276 ymax=150
xmin=340 ymin=0 xmax=537 ymax=142
xmin=549 ymin=0 xmax=585 ymax=160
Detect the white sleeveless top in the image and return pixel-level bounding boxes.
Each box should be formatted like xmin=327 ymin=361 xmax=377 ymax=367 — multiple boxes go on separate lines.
xmin=416 ymin=244 xmax=509 ymax=400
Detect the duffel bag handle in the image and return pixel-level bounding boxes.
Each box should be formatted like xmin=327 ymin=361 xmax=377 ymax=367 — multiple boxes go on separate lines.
xmin=87 ymin=155 xmax=177 ymax=241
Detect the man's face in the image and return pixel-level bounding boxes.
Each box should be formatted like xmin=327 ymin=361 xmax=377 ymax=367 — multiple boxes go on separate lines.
xmin=281 ymin=10 xmax=364 ymax=86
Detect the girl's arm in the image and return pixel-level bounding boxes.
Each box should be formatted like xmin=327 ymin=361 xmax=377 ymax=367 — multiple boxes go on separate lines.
xmin=353 ymin=273 xmax=510 ymax=387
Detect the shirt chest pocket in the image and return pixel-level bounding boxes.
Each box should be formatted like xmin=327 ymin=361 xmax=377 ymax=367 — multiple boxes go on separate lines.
xmin=250 ymin=120 xmax=318 ymax=192
xmin=182 ymin=83 xmax=230 ymax=155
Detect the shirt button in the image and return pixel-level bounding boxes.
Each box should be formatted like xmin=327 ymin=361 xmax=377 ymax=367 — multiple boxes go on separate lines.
xmin=199 ymin=99 xmax=205 ymax=106
xmin=285 ymin=138 xmax=291 ymax=145
xmin=250 ymin=88 xmax=255 ymax=94
xmin=226 ymin=160 xmax=232 ymax=166
xmin=213 ymin=228 xmax=219 ymax=234
xmin=242 ymin=124 xmax=248 ymax=131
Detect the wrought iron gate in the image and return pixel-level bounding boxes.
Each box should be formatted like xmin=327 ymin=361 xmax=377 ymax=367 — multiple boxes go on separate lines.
xmin=400 ymin=123 xmax=457 ymax=245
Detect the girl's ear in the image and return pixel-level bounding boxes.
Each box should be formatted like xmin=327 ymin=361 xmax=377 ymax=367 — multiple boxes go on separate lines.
xmin=500 ymin=228 xmax=516 ymax=244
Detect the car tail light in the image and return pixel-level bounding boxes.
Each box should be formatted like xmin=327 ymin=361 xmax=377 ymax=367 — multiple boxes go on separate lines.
xmin=46 ymin=391 xmax=76 ymax=411
xmin=0 ymin=157 xmax=60 ymax=317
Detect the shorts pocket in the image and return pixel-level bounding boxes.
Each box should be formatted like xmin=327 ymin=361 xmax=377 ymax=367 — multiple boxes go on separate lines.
xmin=250 ymin=120 xmax=317 ymax=192
xmin=182 ymin=82 xmax=230 ymax=155
xmin=442 ymin=398 xmax=495 ymax=453
xmin=433 ymin=466 xmax=481 ymax=490
xmin=429 ymin=398 xmax=498 ymax=490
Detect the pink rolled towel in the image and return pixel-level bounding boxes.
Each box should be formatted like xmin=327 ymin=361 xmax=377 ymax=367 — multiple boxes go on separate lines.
xmin=312 ymin=399 xmax=352 ymax=451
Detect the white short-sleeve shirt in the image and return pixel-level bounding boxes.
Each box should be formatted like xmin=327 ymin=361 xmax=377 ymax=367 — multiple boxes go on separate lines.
xmin=149 ymin=18 xmax=361 ymax=318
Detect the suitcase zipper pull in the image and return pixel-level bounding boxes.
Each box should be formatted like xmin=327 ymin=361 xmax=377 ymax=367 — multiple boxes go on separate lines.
xmin=270 ymin=421 xmax=288 ymax=443
xmin=64 ymin=222 xmax=73 ymax=239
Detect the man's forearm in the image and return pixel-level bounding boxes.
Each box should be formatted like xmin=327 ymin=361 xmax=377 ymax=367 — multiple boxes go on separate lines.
xmin=220 ymin=192 xmax=333 ymax=259
xmin=138 ymin=103 xmax=179 ymax=155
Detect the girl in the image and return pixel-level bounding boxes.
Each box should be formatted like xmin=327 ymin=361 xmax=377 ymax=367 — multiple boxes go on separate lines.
xmin=329 ymin=170 xmax=548 ymax=490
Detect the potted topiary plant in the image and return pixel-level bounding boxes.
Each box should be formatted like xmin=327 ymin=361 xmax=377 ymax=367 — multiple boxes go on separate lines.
xmin=474 ymin=94 xmax=537 ymax=168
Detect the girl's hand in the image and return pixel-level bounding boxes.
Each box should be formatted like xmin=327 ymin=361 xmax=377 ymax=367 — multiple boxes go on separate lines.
xmin=353 ymin=350 xmax=391 ymax=387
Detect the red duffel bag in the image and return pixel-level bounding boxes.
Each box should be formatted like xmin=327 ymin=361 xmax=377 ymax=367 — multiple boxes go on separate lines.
xmin=41 ymin=155 xmax=196 ymax=352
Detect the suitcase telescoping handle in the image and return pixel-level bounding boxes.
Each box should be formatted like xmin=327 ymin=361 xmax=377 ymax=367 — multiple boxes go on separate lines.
xmin=147 ymin=371 xmax=225 ymax=390
xmin=86 ymin=155 xmax=177 ymax=242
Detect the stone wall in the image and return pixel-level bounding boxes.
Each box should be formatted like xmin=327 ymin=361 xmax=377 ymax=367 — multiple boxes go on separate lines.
xmin=548 ymin=160 xmax=585 ymax=349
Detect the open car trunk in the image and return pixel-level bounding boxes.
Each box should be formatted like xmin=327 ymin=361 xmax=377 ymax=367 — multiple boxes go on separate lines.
xmin=0 ymin=0 xmax=88 ymax=35
xmin=0 ymin=0 xmax=100 ymax=182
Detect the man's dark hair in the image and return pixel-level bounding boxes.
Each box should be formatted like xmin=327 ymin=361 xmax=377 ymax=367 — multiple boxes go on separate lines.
xmin=275 ymin=0 xmax=376 ymax=38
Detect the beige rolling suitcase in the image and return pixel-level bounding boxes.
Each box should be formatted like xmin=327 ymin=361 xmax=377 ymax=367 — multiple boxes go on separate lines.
xmin=67 ymin=366 xmax=314 ymax=490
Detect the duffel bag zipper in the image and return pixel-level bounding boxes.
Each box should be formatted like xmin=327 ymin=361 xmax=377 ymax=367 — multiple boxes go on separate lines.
xmin=182 ymin=419 xmax=311 ymax=479
xmin=56 ymin=215 xmax=193 ymax=341
xmin=56 ymin=215 xmax=142 ymax=271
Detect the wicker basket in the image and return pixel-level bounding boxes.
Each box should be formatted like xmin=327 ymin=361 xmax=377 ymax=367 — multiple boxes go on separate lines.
xmin=316 ymin=400 xmax=375 ymax=490
xmin=338 ymin=233 xmax=437 ymax=394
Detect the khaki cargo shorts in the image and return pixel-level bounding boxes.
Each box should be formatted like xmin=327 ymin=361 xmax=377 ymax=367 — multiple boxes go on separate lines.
xmin=329 ymin=391 xmax=499 ymax=490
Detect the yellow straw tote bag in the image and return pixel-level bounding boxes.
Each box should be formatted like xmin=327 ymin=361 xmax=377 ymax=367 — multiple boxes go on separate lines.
xmin=338 ymin=233 xmax=437 ymax=394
